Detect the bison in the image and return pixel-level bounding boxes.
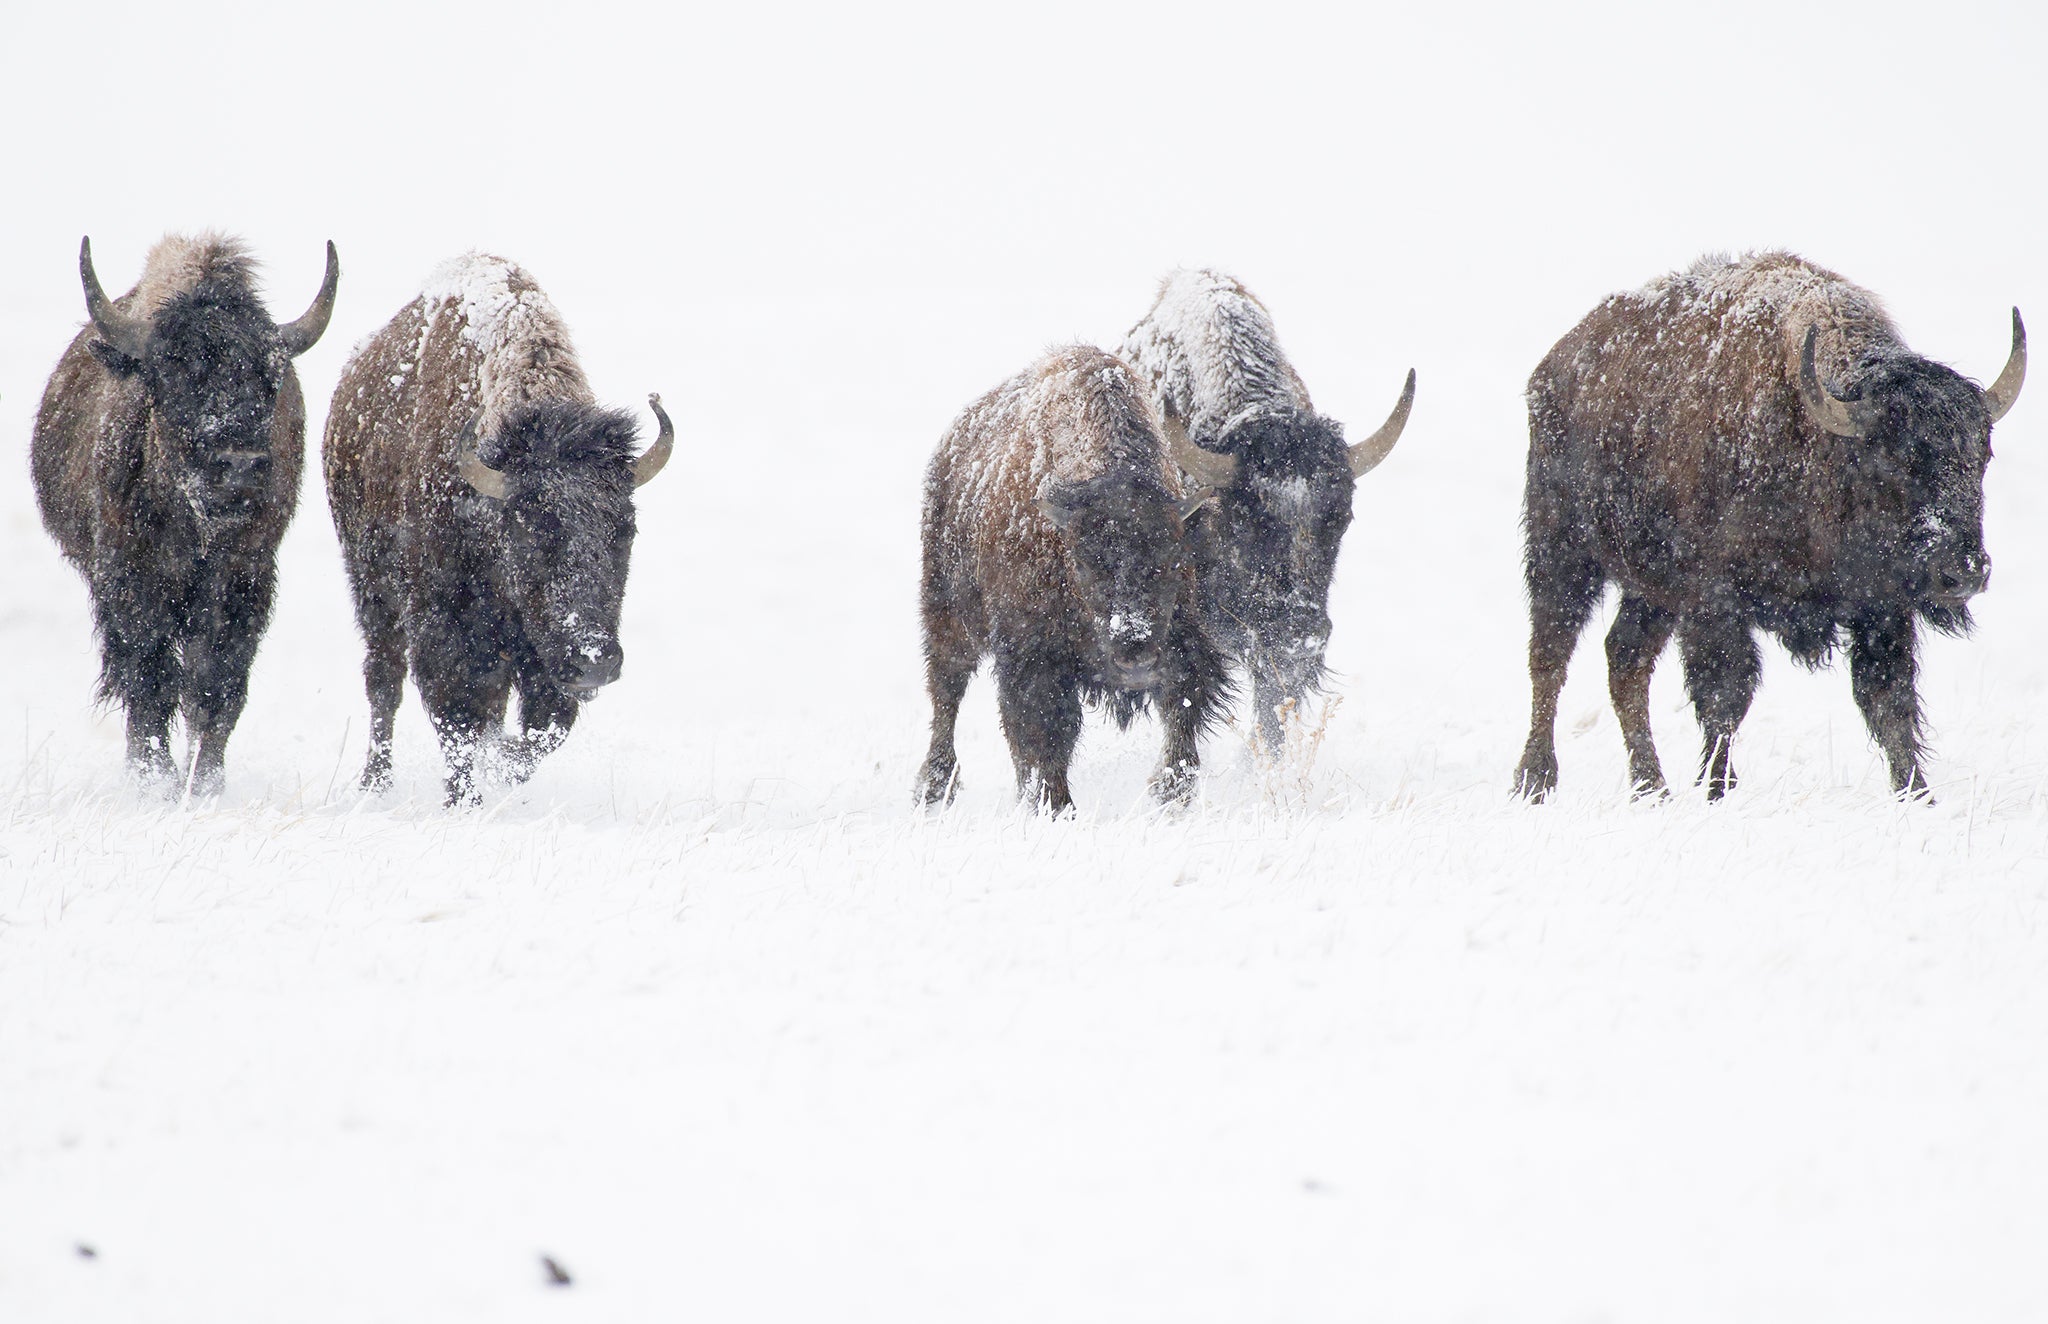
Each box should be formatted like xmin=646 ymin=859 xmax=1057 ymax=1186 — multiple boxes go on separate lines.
xmin=1514 ymin=251 xmax=2025 ymax=801
xmin=31 ymin=232 xmax=339 ymax=795
xmin=1121 ymin=268 xmax=1414 ymax=749
xmin=916 ymin=345 xmax=1231 ymax=813
xmin=323 ymin=253 xmax=674 ymax=805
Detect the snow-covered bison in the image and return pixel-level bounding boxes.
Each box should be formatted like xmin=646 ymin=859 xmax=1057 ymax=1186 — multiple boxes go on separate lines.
xmin=917 ymin=345 xmax=1231 ymax=813
xmin=323 ymin=254 xmax=674 ymax=805
xmin=1514 ymin=252 xmax=2025 ymax=802
xmin=31 ymin=233 xmax=339 ymax=795
xmin=1121 ymin=269 xmax=1413 ymax=748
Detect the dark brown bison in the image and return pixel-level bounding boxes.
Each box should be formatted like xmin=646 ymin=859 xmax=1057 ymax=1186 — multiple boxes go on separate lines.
xmin=31 ymin=232 xmax=339 ymax=795
xmin=323 ymin=253 xmax=674 ymax=805
xmin=1121 ymin=268 xmax=1413 ymax=749
xmin=1514 ymin=251 xmax=2025 ymax=801
xmin=917 ymin=345 xmax=1231 ymax=813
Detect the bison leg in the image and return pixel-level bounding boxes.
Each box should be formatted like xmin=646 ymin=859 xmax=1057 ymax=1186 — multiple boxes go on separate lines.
xmin=915 ymin=643 xmax=976 ymax=807
xmin=91 ymin=590 xmax=179 ymax=788
xmin=995 ymin=652 xmax=1081 ymax=815
xmin=1514 ymin=552 xmax=1603 ymax=800
xmin=178 ymin=561 xmax=278 ymax=798
xmin=1677 ymin=613 xmax=1762 ymax=801
xmin=506 ymin=675 xmax=579 ymax=784
xmin=1847 ymin=610 xmax=1929 ymax=799
xmin=355 ymin=594 xmax=408 ymax=793
xmin=412 ymin=619 xmax=514 ymax=808
xmin=1605 ymin=593 xmax=1676 ymax=798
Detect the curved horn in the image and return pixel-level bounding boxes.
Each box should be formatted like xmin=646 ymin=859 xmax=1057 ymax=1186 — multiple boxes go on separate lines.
xmin=277 ymin=241 xmax=341 ymax=357
xmin=1985 ymin=307 xmax=2026 ymax=423
xmin=79 ymin=237 xmax=148 ymax=361
xmin=632 ymin=393 xmax=675 ymax=488
xmin=1798 ymin=325 xmax=1882 ymax=438
xmin=1163 ymin=408 xmax=1237 ymax=488
xmin=454 ymin=411 xmax=508 ymax=501
xmin=1348 ymin=367 xmax=1416 ymax=478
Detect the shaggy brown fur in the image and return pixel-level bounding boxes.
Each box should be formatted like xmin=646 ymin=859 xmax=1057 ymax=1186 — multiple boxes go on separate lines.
xmin=324 ymin=253 xmax=666 ymax=805
xmin=31 ymin=232 xmax=331 ymax=794
xmin=1516 ymin=252 xmax=2023 ymax=801
xmin=917 ymin=346 xmax=1230 ymax=813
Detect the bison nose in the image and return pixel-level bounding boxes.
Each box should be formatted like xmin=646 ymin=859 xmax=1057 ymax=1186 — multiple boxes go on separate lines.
xmin=569 ymin=640 xmax=624 ymax=692
xmin=1937 ymin=552 xmax=1991 ymax=600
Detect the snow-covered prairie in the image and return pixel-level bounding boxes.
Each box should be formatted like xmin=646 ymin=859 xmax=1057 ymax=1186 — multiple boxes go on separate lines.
xmin=4 ymin=2 xmax=2046 ymax=1320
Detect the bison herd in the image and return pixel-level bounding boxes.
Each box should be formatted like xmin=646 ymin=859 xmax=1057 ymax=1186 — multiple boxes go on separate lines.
xmin=26 ymin=236 xmax=2027 ymax=810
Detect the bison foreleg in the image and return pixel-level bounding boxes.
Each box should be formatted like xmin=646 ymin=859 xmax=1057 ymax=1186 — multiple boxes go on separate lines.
xmin=90 ymin=586 xmax=179 ymax=788
xmin=1605 ymin=593 xmax=1677 ymax=798
xmin=1848 ymin=611 xmax=1930 ymax=799
xmin=995 ymin=653 xmax=1081 ymax=815
xmin=1677 ymin=614 xmax=1762 ymax=801
xmin=505 ymin=682 xmax=579 ymax=784
xmin=178 ymin=562 xmax=277 ymax=798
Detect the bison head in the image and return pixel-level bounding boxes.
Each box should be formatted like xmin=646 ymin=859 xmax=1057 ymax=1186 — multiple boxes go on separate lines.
xmin=81 ymin=237 xmax=337 ymax=536
xmin=457 ymin=395 xmax=673 ymax=696
xmin=1166 ymin=370 xmax=1414 ymax=741
xmin=1800 ymin=316 xmax=2024 ymax=633
xmin=1037 ymin=472 xmax=1206 ymax=692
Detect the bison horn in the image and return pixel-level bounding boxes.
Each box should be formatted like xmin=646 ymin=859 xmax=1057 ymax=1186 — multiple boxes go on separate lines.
xmin=1163 ymin=409 xmax=1238 ymax=488
xmin=1348 ymin=367 xmax=1417 ymax=478
xmin=632 ymin=394 xmax=675 ymax=488
xmin=277 ymin=241 xmax=341 ymax=358
xmin=79 ymin=237 xmax=149 ymax=361
xmin=1984 ymin=307 xmax=2026 ymax=423
xmin=455 ymin=411 xmax=509 ymax=501
xmin=1798 ymin=325 xmax=1884 ymax=438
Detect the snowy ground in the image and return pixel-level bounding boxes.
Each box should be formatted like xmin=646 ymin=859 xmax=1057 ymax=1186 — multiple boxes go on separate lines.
xmin=5 ymin=2 xmax=2048 ymax=1320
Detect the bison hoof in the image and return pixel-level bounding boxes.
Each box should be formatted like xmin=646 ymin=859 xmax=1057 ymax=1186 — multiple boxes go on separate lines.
xmin=1149 ymin=762 xmax=1197 ymax=807
xmin=1512 ymin=757 xmax=1557 ymax=802
xmin=915 ymin=761 xmax=960 ymax=807
xmin=1893 ymin=768 xmax=1935 ymax=804
xmin=1628 ymin=776 xmax=1669 ymax=802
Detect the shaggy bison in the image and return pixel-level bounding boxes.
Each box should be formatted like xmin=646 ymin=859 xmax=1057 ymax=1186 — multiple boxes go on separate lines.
xmin=323 ymin=254 xmax=674 ymax=805
xmin=917 ymin=345 xmax=1231 ymax=812
xmin=31 ymin=233 xmax=339 ymax=795
xmin=1122 ymin=269 xmax=1414 ymax=748
xmin=1514 ymin=251 xmax=2025 ymax=801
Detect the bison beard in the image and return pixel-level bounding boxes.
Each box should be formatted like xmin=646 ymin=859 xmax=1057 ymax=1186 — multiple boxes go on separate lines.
xmin=323 ymin=254 xmax=673 ymax=806
xmin=916 ymin=346 xmax=1231 ymax=814
xmin=1512 ymin=251 xmax=2024 ymax=802
xmin=30 ymin=233 xmax=338 ymax=796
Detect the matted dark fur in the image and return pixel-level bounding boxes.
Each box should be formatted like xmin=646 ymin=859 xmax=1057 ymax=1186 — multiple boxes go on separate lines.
xmin=1514 ymin=251 xmax=2025 ymax=801
xmin=1122 ymin=269 xmax=1412 ymax=748
xmin=916 ymin=345 xmax=1231 ymax=813
xmin=30 ymin=232 xmax=337 ymax=795
xmin=323 ymin=254 xmax=668 ymax=805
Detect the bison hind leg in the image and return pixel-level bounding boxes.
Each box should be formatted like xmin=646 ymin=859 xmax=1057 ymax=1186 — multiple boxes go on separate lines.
xmin=1677 ymin=613 xmax=1762 ymax=801
xmin=1605 ymin=593 xmax=1677 ymax=798
xmin=1514 ymin=547 xmax=1605 ymax=801
xmin=915 ymin=628 xmax=978 ymax=808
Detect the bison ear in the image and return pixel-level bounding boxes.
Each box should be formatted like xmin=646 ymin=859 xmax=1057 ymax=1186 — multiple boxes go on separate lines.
xmin=88 ymin=338 xmax=143 ymax=378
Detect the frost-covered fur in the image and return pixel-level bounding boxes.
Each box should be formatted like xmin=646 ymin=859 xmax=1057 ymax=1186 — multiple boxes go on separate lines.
xmin=1516 ymin=250 xmax=2011 ymax=802
xmin=917 ymin=346 xmax=1231 ymax=813
xmin=30 ymin=232 xmax=319 ymax=795
xmin=324 ymin=254 xmax=651 ymax=805
xmin=1121 ymin=269 xmax=1357 ymax=747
